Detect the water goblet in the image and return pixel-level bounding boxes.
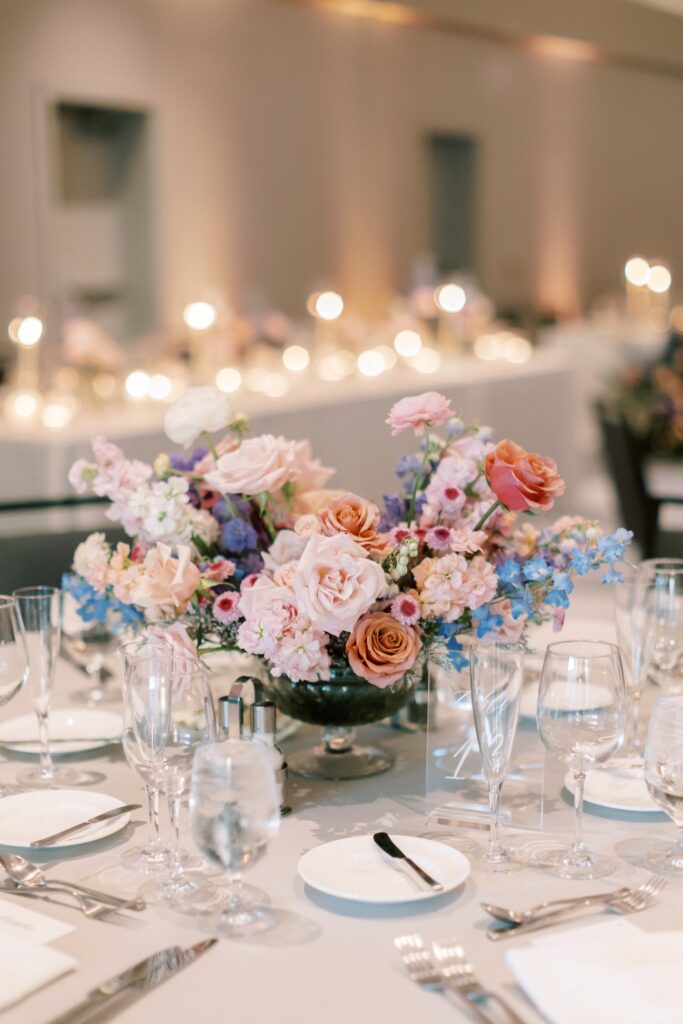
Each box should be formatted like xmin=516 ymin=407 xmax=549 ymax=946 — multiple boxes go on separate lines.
xmin=190 ymin=739 xmax=280 ymax=936
xmin=469 ymin=641 xmax=525 ymax=872
xmin=613 ymin=571 xmax=651 ymax=758
xmin=537 ymin=640 xmax=626 ymax=879
xmin=0 ymin=596 xmax=30 ymax=796
xmin=142 ymin=658 xmax=218 ymax=909
xmin=640 ymin=560 xmax=683 ymax=691
xmin=643 ymin=695 xmax=683 ymax=876
xmin=13 ymin=586 xmax=88 ymax=787
xmin=121 ymin=641 xmax=174 ymax=873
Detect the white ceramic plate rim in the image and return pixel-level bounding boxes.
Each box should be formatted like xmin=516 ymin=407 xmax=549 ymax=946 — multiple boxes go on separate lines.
xmin=0 ymin=709 xmax=122 ymax=756
xmin=0 ymin=789 xmax=132 ymax=849
xmin=564 ymin=771 xmax=661 ymax=814
xmin=298 ymin=834 xmax=470 ymax=904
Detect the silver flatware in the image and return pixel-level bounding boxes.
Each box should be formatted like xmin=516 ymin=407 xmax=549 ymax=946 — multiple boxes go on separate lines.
xmin=0 ymin=880 xmax=113 ymax=919
xmin=30 ymin=803 xmax=141 ymax=847
xmin=487 ymin=875 xmax=667 ymax=941
xmin=433 ymin=938 xmax=527 ymax=1024
xmin=373 ymin=832 xmax=444 ymax=893
xmin=46 ymin=939 xmax=217 ymax=1024
xmin=0 ymin=852 xmax=145 ymax=910
xmin=482 ymin=884 xmax=633 ymax=925
xmin=395 ymin=934 xmax=493 ymax=1023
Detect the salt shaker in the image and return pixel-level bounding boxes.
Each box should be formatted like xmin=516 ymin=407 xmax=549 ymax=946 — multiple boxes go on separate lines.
xmin=250 ymin=700 xmax=290 ymax=815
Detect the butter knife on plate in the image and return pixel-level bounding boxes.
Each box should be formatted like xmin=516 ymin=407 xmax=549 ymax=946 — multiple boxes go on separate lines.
xmin=46 ymin=940 xmax=217 ymax=1024
xmin=30 ymin=804 xmax=141 ymax=848
xmin=373 ymin=832 xmax=444 ymax=893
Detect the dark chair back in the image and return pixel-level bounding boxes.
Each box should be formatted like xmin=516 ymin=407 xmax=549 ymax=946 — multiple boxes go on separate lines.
xmin=0 ymin=529 xmax=126 ymax=593
xmin=596 ymin=405 xmax=659 ymax=558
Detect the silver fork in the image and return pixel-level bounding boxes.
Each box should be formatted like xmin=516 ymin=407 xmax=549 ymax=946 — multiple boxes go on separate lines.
xmin=394 ymin=935 xmax=494 ymax=1023
xmin=433 ymin=939 xmax=527 ymax=1024
xmin=0 ymin=881 xmax=114 ymax=919
xmin=487 ymin=875 xmax=667 ymax=941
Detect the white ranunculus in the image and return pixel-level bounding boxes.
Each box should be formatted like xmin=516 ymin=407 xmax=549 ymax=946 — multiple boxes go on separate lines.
xmin=73 ymin=532 xmax=110 ymax=576
xmin=164 ymin=386 xmax=231 ymax=447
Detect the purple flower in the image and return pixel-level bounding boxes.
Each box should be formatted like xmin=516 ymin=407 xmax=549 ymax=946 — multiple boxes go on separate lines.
xmin=170 ymin=447 xmax=208 ymax=473
xmin=221 ymin=517 xmax=257 ymax=554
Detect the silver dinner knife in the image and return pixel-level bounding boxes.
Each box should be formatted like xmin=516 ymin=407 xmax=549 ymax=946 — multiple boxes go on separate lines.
xmin=373 ymin=832 xmax=444 ymax=892
xmin=47 ymin=940 xmax=217 ymax=1024
xmin=30 ymin=804 xmax=141 ymax=847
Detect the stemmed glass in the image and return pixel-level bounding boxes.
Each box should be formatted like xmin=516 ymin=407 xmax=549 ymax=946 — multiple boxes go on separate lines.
xmin=644 ymin=695 xmax=683 ymax=876
xmin=13 ymin=586 xmax=87 ymax=787
xmin=66 ymin=618 xmax=132 ymax=707
xmin=0 ymin=596 xmax=30 ymax=796
xmin=613 ymin=571 xmax=651 ymax=758
xmin=469 ymin=641 xmax=525 ymax=872
xmin=537 ymin=640 xmax=626 ymax=879
xmin=120 ymin=640 xmax=174 ymax=873
xmin=640 ymin=560 xmax=683 ymax=691
xmin=190 ymin=739 xmax=280 ymax=936
xmin=142 ymin=658 xmax=218 ymax=909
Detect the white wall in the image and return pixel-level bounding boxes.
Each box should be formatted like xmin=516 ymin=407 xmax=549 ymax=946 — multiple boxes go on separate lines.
xmin=0 ymin=0 xmax=681 ymax=340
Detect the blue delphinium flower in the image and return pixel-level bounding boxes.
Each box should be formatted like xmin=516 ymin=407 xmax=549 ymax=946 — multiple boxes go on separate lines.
xmin=522 ymin=556 xmax=552 ymax=582
xmin=498 ymin=558 xmax=522 ymax=585
xmin=601 ymin=566 xmax=624 ymax=584
xmin=221 ymin=517 xmax=257 ymax=555
xmin=437 ymin=622 xmax=469 ymax=671
xmin=471 ymin=605 xmax=504 ymax=638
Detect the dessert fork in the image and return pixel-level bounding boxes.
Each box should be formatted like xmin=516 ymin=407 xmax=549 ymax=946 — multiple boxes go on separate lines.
xmin=432 ymin=938 xmax=527 ymax=1024
xmin=394 ymin=934 xmax=494 ymax=1023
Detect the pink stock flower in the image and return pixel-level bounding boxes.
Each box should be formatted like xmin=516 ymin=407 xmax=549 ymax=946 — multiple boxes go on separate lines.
xmin=460 ymin=555 xmax=498 ymax=610
xmin=213 ymin=592 xmax=241 ymax=625
xmin=132 ymin=544 xmax=201 ymax=619
xmin=292 ymin=533 xmax=385 ymax=636
xmin=413 ymin=552 xmax=497 ymax=622
xmin=271 ymin=627 xmax=331 ymax=682
xmin=69 ymin=459 xmax=96 ymax=495
xmin=449 ymin=529 xmax=487 ymax=554
xmin=204 ymin=435 xmax=299 ymax=496
xmin=390 ymin=593 xmax=421 ymax=626
xmin=386 ymin=392 xmax=453 ymax=436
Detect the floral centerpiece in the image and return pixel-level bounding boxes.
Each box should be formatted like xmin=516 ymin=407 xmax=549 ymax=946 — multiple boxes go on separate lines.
xmin=65 ymin=386 xmax=630 ymax=778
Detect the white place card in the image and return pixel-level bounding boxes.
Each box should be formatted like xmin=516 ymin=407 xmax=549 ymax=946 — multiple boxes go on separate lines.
xmin=0 ymin=930 xmax=76 ymax=1011
xmin=0 ymin=896 xmax=75 ymax=944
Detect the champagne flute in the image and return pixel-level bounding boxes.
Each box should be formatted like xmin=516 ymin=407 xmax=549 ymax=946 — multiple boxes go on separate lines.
xmin=640 ymin=560 xmax=683 ymax=691
xmin=644 ymin=695 xmax=683 ymax=876
xmin=613 ymin=571 xmax=650 ymax=758
xmin=537 ymin=640 xmax=626 ymax=879
xmin=190 ymin=739 xmax=280 ymax=936
xmin=13 ymin=586 xmax=87 ymax=787
xmin=0 ymin=596 xmax=29 ymax=796
xmin=120 ymin=640 xmax=174 ymax=872
xmin=469 ymin=641 xmax=525 ymax=872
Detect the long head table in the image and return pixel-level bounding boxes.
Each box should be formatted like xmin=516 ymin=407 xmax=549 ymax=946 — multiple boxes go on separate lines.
xmin=1 ymin=593 xmax=681 ymax=1024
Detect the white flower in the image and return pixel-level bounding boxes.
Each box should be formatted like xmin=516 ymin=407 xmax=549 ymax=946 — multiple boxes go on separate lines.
xmin=164 ymin=386 xmax=231 ymax=447
xmin=73 ymin=532 xmax=110 ymax=576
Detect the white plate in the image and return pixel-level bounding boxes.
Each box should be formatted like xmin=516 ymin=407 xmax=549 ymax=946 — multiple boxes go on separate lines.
xmin=0 ymin=709 xmax=122 ymax=757
xmin=564 ymin=766 xmax=661 ymax=814
xmin=0 ymin=790 xmax=132 ymax=850
xmin=298 ymin=834 xmax=470 ymax=904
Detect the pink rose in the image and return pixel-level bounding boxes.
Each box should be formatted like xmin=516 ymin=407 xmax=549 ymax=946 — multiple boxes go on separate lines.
xmin=262 ymin=530 xmax=307 ymax=572
xmin=485 ymin=440 xmax=565 ymax=512
xmin=213 ymin=592 xmax=241 ymax=625
xmin=204 ymin=435 xmax=299 ymax=496
xmin=294 ymin=514 xmax=322 ymax=538
xmin=386 ymin=391 xmax=453 ymax=436
xmin=132 ymin=544 xmax=201 ymax=619
xmin=290 ymin=440 xmax=335 ymax=492
xmin=292 ymin=533 xmax=385 ymax=636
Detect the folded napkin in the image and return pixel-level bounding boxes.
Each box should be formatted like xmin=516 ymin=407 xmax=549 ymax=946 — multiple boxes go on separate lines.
xmin=0 ymin=930 xmax=76 ymax=1011
xmin=507 ymin=919 xmax=683 ymax=1024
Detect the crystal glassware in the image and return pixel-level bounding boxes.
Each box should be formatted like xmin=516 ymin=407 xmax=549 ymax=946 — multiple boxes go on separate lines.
xmin=66 ymin=615 xmax=138 ymax=707
xmin=120 ymin=639 xmax=174 ymax=873
xmin=537 ymin=640 xmax=626 ymax=879
xmin=142 ymin=658 xmax=218 ymax=909
xmin=469 ymin=641 xmax=525 ymax=872
xmin=13 ymin=586 xmax=87 ymax=787
xmin=0 ymin=595 xmax=30 ymax=796
xmin=640 ymin=560 xmax=683 ymax=692
xmin=190 ymin=739 xmax=280 ymax=936
xmin=613 ymin=571 xmax=651 ymax=758
xmin=644 ymin=694 xmax=683 ymax=876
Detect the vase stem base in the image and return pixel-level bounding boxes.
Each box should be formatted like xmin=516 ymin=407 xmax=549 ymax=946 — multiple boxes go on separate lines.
xmin=288 ymin=743 xmax=394 ymax=780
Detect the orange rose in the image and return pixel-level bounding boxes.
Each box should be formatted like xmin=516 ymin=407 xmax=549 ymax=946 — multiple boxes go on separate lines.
xmin=346 ymin=611 xmax=421 ymax=688
xmin=319 ymin=492 xmax=387 ymax=553
xmin=485 ymin=440 xmax=565 ymax=512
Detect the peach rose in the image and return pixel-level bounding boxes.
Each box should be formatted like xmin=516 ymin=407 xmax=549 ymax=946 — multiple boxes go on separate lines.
xmin=292 ymin=533 xmax=385 ymax=636
xmin=346 ymin=611 xmax=421 ymax=688
xmin=132 ymin=544 xmax=201 ymax=620
xmin=485 ymin=440 xmax=565 ymax=512
xmin=294 ymin=489 xmax=347 ymax=515
xmin=386 ymin=391 xmax=453 ymax=436
xmin=204 ymin=434 xmax=298 ymax=496
xmin=319 ymin=492 xmax=386 ymax=552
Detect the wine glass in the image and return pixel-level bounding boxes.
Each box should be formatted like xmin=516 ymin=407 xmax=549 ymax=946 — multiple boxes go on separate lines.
xmin=469 ymin=641 xmax=525 ymax=872
xmin=190 ymin=739 xmax=280 ymax=936
xmin=120 ymin=640 xmax=174 ymax=873
xmin=65 ymin=614 xmax=137 ymax=707
xmin=142 ymin=658 xmax=218 ymax=909
xmin=643 ymin=695 xmax=683 ymax=876
xmin=537 ymin=640 xmax=626 ymax=879
xmin=0 ymin=596 xmax=30 ymax=796
xmin=613 ymin=571 xmax=651 ymax=758
xmin=640 ymin=560 xmax=683 ymax=691
xmin=13 ymin=586 xmax=88 ymax=787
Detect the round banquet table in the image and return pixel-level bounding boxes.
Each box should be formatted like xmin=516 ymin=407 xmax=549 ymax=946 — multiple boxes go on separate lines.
xmin=1 ymin=591 xmax=682 ymax=1024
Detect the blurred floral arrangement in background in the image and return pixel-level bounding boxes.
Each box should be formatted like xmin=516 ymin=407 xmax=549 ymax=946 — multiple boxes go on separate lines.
xmin=64 ymin=386 xmax=631 ymax=685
